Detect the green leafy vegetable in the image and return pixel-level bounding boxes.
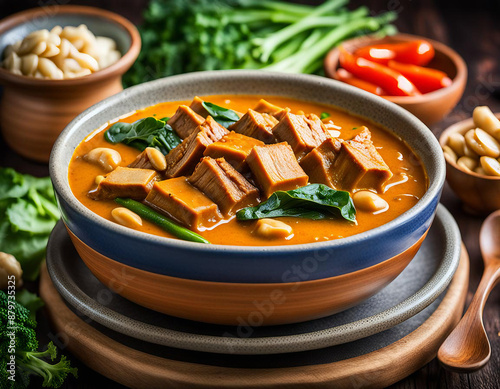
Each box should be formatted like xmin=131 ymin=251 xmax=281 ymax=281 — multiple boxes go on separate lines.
xmin=320 ymin=112 xmax=331 ymax=120
xmin=1 ymin=291 xmax=77 ymax=388
xmin=123 ymin=0 xmax=397 ymax=87
xmin=0 ymin=168 xmax=60 ymax=281
xmin=236 ymin=184 xmax=356 ymax=222
xmin=104 ymin=117 xmax=181 ymax=155
xmin=201 ymin=101 xmax=240 ymax=128
xmin=15 ymin=290 xmax=44 ymax=322
xmin=115 ymin=198 xmax=211 ymax=244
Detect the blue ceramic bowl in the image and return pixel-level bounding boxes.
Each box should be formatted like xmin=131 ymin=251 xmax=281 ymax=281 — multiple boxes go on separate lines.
xmin=50 ymin=70 xmax=445 ymax=284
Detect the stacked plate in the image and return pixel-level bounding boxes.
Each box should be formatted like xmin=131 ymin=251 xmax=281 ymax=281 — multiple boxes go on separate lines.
xmin=46 ymin=204 xmax=461 ymax=362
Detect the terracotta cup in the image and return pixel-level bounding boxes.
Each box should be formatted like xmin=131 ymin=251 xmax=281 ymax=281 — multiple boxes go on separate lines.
xmin=0 ymin=6 xmax=141 ymax=162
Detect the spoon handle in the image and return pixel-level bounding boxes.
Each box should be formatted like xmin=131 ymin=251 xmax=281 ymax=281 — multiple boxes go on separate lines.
xmin=437 ymin=261 xmax=500 ymax=372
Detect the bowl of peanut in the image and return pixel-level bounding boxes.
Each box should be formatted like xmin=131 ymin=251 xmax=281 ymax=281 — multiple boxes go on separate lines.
xmin=440 ymin=106 xmax=500 ymax=214
xmin=0 ymin=5 xmax=140 ymax=162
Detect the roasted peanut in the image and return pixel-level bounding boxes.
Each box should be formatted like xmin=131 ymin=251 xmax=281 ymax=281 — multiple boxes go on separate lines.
xmin=353 ymin=191 xmax=388 ymax=213
xmin=442 ymin=145 xmax=457 ymax=163
xmin=465 ymin=128 xmax=500 ymax=158
xmin=447 ymin=132 xmax=466 ymax=157
xmin=0 ymin=252 xmax=23 ymax=289
xmin=254 ymin=218 xmax=293 ymax=239
xmin=480 ymin=156 xmax=500 ymax=176
xmin=473 ymin=106 xmax=500 ymax=142
xmin=111 ymin=207 xmax=143 ymax=229
xmin=457 ymin=156 xmax=478 ymax=172
xmin=146 ymin=147 xmax=167 ymax=171
xmin=83 ymin=147 xmax=122 ymax=172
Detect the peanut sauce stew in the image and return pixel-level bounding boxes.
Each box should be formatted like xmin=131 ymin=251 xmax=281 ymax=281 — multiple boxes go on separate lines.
xmin=68 ymin=95 xmax=427 ymax=246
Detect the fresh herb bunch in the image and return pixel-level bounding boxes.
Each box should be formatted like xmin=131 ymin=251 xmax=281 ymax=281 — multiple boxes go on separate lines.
xmin=0 ymin=168 xmax=60 ymax=281
xmin=0 ymin=290 xmax=77 ymax=388
xmin=123 ymin=0 xmax=397 ymax=86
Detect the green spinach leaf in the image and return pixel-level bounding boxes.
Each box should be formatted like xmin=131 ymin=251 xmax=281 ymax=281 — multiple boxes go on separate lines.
xmin=201 ymin=101 xmax=240 ymax=128
xmin=320 ymin=112 xmax=331 ymax=120
xmin=236 ymin=184 xmax=356 ymax=222
xmin=105 ymin=117 xmax=181 ymax=154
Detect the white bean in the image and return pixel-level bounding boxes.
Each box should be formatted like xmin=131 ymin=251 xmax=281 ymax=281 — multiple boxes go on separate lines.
xmin=254 ymin=218 xmax=293 ymax=239
xmin=40 ymin=43 xmax=60 ymax=58
xmin=474 ymin=128 xmax=500 ymax=157
xmin=20 ymin=54 xmax=38 ymax=76
xmin=31 ymin=41 xmax=48 ymax=56
xmin=0 ymin=252 xmax=23 ymax=289
xmin=38 ymin=57 xmax=63 ymax=79
xmin=111 ymin=207 xmax=143 ymax=229
xmin=353 ymin=191 xmax=389 ymax=213
xmin=146 ymin=147 xmax=167 ymax=171
xmin=83 ymin=147 xmax=121 ymax=172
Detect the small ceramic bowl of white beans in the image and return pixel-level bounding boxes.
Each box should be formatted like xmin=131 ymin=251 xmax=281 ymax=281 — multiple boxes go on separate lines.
xmin=439 ymin=106 xmax=500 ymax=214
xmin=0 ymin=5 xmax=140 ymax=162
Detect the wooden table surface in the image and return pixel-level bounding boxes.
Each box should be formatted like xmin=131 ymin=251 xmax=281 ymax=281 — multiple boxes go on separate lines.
xmin=1 ymin=1 xmax=499 ymax=388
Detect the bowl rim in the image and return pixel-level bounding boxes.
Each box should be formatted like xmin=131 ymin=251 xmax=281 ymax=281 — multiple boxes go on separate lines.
xmin=0 ymin=5 xmax=141 ymax=86
xmin=439 ymin=113 xmax=500 ymax=180
xmin=50 ymin=69 xmax=445 ymax=253
xmin=323 ymin=32 xmax=468 ymax=105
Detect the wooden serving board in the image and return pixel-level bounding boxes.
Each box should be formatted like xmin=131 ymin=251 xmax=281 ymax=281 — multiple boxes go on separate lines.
xmin=39 ymin=244 xmax=469 ymax=389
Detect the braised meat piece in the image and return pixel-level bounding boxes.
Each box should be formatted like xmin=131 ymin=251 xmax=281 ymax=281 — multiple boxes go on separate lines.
xmin=128 ymin=150 xmax=154 ymax=170
xmin=144 ymin=177 xmax=221 ymax=231
xmin=331 ymin=127 xmax=393 ymax=191
xmin=272 ymin=112 xmax=328 ymax=160
xmin=189 ymin=157 xmax=260 ymax=215
xmin=246 ymin=142 xmax=308 ymax=198
xmin=253 ymin=99 xmax=287 ymax=119
xmin=189 ymin=96 xmax=210 ymax=118
xmin=165 ymin=116 xmax=229 ymax=178
xmin=167 ymin=105 xmax=205 ymax=139
xmin=228 ymin=109 xmax=278 ymax=144
xmin=299 ymin=137 xmax=342 ymax=187
xmin=88 ymin=167 xmax=157 ymax=201
xmin=203 ymin=131 xmax=264 ymax=172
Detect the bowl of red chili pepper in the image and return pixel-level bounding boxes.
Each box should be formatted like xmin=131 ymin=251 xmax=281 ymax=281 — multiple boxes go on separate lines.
xmin=324 ymin=33 xmax=467 ymax=125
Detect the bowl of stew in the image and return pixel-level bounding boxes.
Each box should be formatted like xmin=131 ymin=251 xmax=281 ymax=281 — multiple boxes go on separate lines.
xmin=50 ymin=70 xmax=445 ymax=325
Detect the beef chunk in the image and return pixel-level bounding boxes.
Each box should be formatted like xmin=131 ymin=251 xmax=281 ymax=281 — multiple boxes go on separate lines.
xmin=189 ymin=96 xmax=210 ymax=118
xmin=272 ymin=112 xmax=328 ymax=160
xmin=189 ymin=157 xmax=260 ymax=215
xmin=167 ymin=105 xmax=205 ymax=139
xmin=165 ymin=116 xmax=229 ymax=178
xmin=128 ymin=150 xmax=154 ymax=170
xmin=145 ymin=177 xmax=221 ymax=231
xmin=88 ymin=167 xmax=157 ymax=200
xmin=228 ymin=109 xmax=278 ymax=144
xmin=246 ymin=142 xmax=309 ymax=198
xmin=331 ymin=128 xmax=392 ymax=191
xmin=203 ymin=131 xmax=264 ymax=172
xmin=299 ymin=137 xmax=342 ymax=187
xmin=253 ymin=99 xmax=288 ymax=119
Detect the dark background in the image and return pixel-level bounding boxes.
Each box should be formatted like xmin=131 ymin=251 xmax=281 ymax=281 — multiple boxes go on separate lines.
xmin=0 ymin=1 xmax=499 ymax=388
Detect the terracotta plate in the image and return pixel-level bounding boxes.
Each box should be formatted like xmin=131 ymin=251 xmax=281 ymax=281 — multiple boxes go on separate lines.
xmin=46 ymin=204 xmax=461 ymax=355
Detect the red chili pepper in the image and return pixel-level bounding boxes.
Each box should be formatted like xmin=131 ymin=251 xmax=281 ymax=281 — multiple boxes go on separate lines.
xmin=336 ymin=68 xmax=386 ymax=96
xmin=339 ymin=47 xmax=421 ymax=97
xmin=387 ymin=60 xmax=452 ymax=94
xmin=355 ymin=40 xmax=435 ymax=66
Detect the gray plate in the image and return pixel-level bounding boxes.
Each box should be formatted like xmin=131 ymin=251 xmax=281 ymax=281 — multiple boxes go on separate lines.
xmin=46 ymin=204 xmax=461 ymax=355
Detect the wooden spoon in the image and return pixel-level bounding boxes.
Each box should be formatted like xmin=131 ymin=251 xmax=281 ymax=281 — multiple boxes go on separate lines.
xmin=438 ymin=209 xmax=500 ymax=372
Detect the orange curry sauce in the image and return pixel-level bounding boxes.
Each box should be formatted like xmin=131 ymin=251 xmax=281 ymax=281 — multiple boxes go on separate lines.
xmin=68 ymin=95 xmax=427 ymax=246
